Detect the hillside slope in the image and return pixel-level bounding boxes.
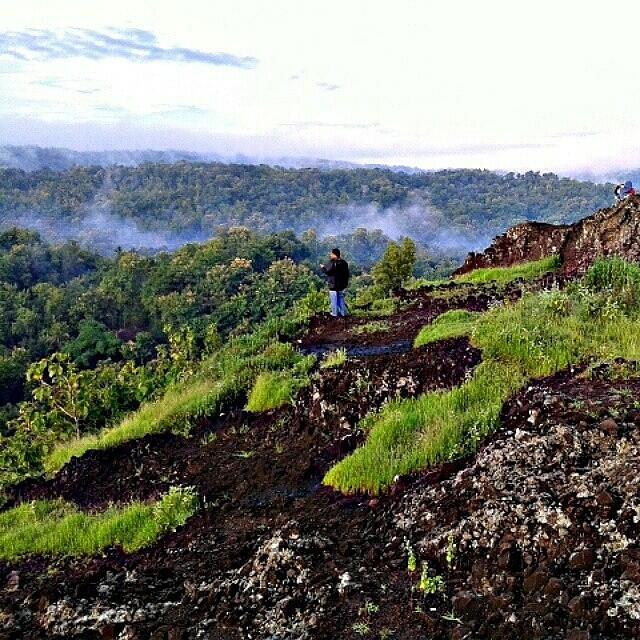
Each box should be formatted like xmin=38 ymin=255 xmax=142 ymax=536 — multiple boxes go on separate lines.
xmin=1 ymin=203 xmax=640 ymax=639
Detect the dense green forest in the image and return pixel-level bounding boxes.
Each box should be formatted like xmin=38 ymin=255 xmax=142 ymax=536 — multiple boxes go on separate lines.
xmin=0 ymin=227 xmax=318 ymax=435
xmin=0 ymin=163 xmax=613 ymax=259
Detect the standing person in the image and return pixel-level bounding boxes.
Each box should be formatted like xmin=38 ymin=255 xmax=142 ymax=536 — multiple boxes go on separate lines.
xmin=614 ymin=182 xmax=625 ymax=203
xmin=320 ymin=248 xmax=350 ymax=317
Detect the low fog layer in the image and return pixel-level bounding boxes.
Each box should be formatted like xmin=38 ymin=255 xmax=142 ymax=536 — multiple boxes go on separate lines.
xmin=314 ymin=202 xmax=488 ymax=255
xmin=2 ymin=202 xmax=484 ymax=258
xmin=3 ymin=210 xmax=207 ymax=254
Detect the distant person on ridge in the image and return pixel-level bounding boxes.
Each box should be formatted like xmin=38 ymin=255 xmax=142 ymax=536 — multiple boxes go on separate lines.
xmin=614 ymin=182 xmax=625 ymax=203
xmin=320 ymin=248 xmax=350 ymax=317
xmin=623 ymin=181 xmax=636 ymax=198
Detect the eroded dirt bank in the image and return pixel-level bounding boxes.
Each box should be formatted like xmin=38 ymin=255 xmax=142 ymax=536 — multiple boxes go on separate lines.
xmin=454 ymin=195 xmax=640 ymax=277
xmin=1 ymin=283 xmax=639 ymax=640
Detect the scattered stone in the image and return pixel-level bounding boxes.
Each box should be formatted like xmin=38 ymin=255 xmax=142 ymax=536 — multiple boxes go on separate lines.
xmin=452 ymin=590 xmax=481 ymax=618
xmin=5 ymin=571 xmax=19 ymax=592
xmin=569 ymin=549 xmax=595 ymax=571
xmin=599 ymin=418 xmax=618 ymax=435
xmin=523 ymin=570 xmax=549 ymax=594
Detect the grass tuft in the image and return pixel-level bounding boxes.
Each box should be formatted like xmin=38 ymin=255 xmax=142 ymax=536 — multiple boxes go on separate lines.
xmin=246 ymin=371 xmax=297 ymax=412
xmin=414 ymin=310 xmax=481 ymax=347
xmin=0 ymin=486 xmax=197 ymax=559
xmin=353 ymin=320 xmax=390 ymax=335
xmin=320 ymin=348 xmax=348 ymax=370
xmin=245 ymin=355 xmax=315 ymax=412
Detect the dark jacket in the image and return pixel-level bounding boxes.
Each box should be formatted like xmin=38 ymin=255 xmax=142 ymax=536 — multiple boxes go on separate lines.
xmin=321 ymin=258 xmax=350 ymax=291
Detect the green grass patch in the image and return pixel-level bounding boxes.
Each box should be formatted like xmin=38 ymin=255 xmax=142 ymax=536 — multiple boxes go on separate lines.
xmin=404 ymin=277 xmax=448 ymax=290
xmin=325 ymin=258 xmax=640 ymax=494
xmin=414 ymin=310 xmax=481 ymax=347
xmin=45 ymin=379 xmax=235 ymax=474
xmin=352 ymin=320 xmax=391 ymax=335
xmin=320 ymin=348 xmax=348 ymax=370
xmin=246 ymin=370 xmax=304 ymax=413
xmin=454 ymin=256 xmax=560 ymax=286
xmin=245 ymin=352 xmax=315 ymax=412
xmin=0 ymin=486 xmax=197 ymax=560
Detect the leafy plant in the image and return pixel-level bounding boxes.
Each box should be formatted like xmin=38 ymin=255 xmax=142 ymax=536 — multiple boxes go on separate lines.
xmin=352 ymin=622 xmax=371 ymax=636
xmin=405 ymin=540 xmax=418 ymax=573
xmin=360 ymin=601 xmax=380 ymax=615
xmin=446 ymin=534 xmax=456 ymax=569
xmin=419 ymin=562 xmax=445 ymax=594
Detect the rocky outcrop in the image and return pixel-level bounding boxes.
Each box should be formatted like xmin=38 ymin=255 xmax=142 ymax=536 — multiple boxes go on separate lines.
xmin=454 ymin=221 xmax=570 ymax=276
xmin=561 ymin=197 xmax=640 ymax=275
xmin=454 ymin=195 xmax=640 ymax=277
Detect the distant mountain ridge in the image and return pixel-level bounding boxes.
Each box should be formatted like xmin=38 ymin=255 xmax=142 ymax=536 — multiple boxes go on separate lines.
xmin=0 ymin=161 xmax=613 ymax=258
xmin=0 ymin=144 xmax=421 ymax=173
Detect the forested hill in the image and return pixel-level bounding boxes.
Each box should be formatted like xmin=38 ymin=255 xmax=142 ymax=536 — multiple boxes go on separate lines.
xmin=0 ymin=163 xmax=612 ymax=256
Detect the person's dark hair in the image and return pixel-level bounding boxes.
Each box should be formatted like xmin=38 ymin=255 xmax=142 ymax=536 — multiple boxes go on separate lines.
xmin=331 ymin=247 xmax=341 ymax=258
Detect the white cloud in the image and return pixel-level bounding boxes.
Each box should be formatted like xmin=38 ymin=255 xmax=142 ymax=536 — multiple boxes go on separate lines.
xmin=1 ymin=0 xmax=640 ymax=172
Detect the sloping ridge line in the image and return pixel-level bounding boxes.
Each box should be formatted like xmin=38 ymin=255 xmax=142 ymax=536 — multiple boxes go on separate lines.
xmin=454 ymin=195 xmax=640 ymax=276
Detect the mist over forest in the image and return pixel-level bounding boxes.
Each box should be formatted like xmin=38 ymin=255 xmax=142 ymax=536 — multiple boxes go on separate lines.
xmin=0 ymin=158 xmax=613 ymax=267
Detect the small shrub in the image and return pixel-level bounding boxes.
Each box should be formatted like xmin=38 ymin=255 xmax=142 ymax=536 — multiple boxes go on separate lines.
xmin=369 ymin=297 xmax=398 ymax=316
xmin=294 ymin=289 xmax=329 ymax=320
xmin=419 ymin=563 xmax=445 ymax=594
xmin=152 ymin=486 xmax=198 ymax=533
xmin=405 ymin=540 xmax=418 ymax=573
xmin=372 ymin=238 xmax=417 ymax=293
xmin=446 ymin=534 xmax=456 ymax=569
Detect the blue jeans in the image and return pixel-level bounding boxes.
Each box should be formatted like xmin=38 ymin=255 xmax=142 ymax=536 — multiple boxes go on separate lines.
xmin=329 ymin=290 xmax=348 ymax=317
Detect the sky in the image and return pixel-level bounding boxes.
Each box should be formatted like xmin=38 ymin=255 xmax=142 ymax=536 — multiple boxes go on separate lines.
xmin=1 ymin=0 xmax=640 ymax=173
